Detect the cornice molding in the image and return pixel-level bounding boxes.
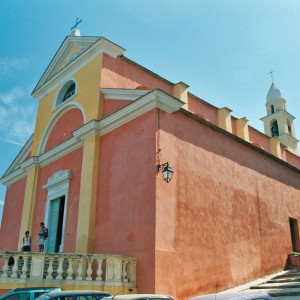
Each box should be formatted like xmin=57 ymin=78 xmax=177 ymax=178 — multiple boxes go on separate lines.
xmin=261 ymin=109 xmax=296 ymax=121
xmin=0 ymin=89 xmax=183 ymax=186
xmin=101 ymin=88 xmax=151 ymax=100
xmin=3 ymin=135 xmax=33 ymax=177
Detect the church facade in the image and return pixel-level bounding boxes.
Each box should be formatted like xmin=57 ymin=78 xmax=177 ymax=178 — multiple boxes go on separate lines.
xmin=1 ymin=30 xmax=300 ymax=300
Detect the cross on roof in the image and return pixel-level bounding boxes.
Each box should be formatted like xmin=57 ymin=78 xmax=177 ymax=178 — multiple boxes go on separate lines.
xmin=268 ymin=68 xmax=275 ymax=83
xmin=71 ymin=18 xmax=82 ymax=31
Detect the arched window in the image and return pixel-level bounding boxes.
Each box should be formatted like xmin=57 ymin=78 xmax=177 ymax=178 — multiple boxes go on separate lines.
xmin=271 ymin=105 xmax=275 ymax=113
xmin=56 ymin=80 xmax=76 ymax=107
xmin=287 ymin=119 xmax=292 ymax=135
xmin=271 ymin=120 xmax=279 ymax=137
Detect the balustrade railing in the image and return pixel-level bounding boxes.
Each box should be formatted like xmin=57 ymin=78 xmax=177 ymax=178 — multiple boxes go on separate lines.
xmin=0 ymin=251 xmax=136 ymax=287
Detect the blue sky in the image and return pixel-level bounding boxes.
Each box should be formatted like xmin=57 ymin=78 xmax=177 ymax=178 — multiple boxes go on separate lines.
xmin=1 ymin=0 xmax=300 ymax=221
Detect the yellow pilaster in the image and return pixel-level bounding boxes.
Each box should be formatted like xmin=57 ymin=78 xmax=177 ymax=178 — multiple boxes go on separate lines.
xmin=173 ymin=82 xmax=189 ymax=109
xmin=218 ymin=107 xmax=232 ymax=133
xmin=270 ymin=137 xmax=282 ymax=159
xmin=18 ymin=166 xmax=40 ymax=249
xmin=236 ymin=117 xmax=249 ymax=141
xmin=75 ymin=134 xmax=100 ymax=253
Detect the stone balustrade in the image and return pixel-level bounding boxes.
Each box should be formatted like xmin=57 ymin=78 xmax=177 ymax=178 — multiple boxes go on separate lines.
xmin=0 ymin=251 xmax=136 ymax=288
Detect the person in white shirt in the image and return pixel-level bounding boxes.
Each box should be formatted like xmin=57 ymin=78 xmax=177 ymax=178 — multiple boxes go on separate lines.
xmin=22 ymin=230 xmax=31 ymax=252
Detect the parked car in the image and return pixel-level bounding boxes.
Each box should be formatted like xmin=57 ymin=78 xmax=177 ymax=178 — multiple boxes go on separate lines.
xmin=35 ymin=291 xmax=112 ymax=300
xmin=0 ymin=287 xmax=61 ymax=300
xmin=102 ymin=295 xmax=174 ymax=300
xmin=189 ymin=292 xmax=273 ymax=300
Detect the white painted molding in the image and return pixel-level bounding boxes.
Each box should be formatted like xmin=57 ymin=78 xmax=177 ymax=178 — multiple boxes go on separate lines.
xmin=3 ymin=135 xmax=33 ymax=177
xmin=43 ymin=169 xmax=71 ymax=253
xmin=101 ymin=88 xmax=152 ymax=100
xmin=43 ymin=169 xmax=72 ymax=191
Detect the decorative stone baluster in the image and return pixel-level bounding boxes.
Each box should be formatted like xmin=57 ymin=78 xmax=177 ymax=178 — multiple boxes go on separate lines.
xmin=86 ymin=258 xmax=93 ymax=281
xmin=127 ymin=260 xmax=136 ymax=283
xmin=46 ymin=257 xmax=54 ymax=279
xmin=114 ymin=259 xmax=122 ymax=282
xmin=96 ymin=258 xmax=103 ymax=281
xmin=106 ymin=259 xmax=114 ymax=281
xmin=66 ymin=258 xmax=74 ymax=280
xmin=20 ymin=256 xmax=29 ymax=279
xmin=122 ymin=260 xmax=128 ymax=282
xmin=76 ymin=258 xmax=83 ymax=280
xmin=131 ymin=260 xmax=137 ymax=283
xmin=11 ymin=255 xmax=19 ymax=278
xmin=1 ymin=256 xmax=9 ymax=278
xmin=56 ymin=257 xmax=64 ymax=280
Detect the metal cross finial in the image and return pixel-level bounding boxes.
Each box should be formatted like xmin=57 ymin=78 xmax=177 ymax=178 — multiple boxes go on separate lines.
xmin=71 ymin=18 xmax=82 ymax=31
xmin=268 ymin=68 xmax=275 ymax=83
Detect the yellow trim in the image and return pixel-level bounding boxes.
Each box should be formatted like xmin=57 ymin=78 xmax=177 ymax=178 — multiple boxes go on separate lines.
xmin=75 ymin=135 xmax=100 ymax=253
xmin=218 ymin=107 xmax=232 ymax=133
xmin=31 ymin=54 xmax=104 ymax=156
xmin=270 ymin=137 xmax=282 ymax=159
xmin=236 ymin=118 xmax=249 ymax=141
xmin=18 ymin=167 xmax=40 ymax=249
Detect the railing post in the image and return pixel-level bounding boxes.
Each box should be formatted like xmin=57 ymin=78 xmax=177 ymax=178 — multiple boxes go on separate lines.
xmin=96 ymin=258 xmax=103 ymax=281
xmin=67 ymin=257 xmax=74 ymax=280
xmin=46 ymin=257 xmax=54 ymax=279
xmin=1 ymin=255 xmax=9 ymax=278
xmin=86 ymin=258 xmax=93 ymax=281
xmin=56 ymin=257 xmax=64 ymax=280
xmin=76 ymin=258 xmax=83 ymax=280
xmin=122 ymin=260 xmax=128 ymax=283
xmin=20 ymin=255 xmax=29 ymax=279
xmin=11 ymin=255 xmax=19 ymax=278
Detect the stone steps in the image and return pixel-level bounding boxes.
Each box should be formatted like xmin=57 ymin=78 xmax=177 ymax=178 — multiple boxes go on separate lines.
xmin=241 ymin=270 xmax=300 ymax=299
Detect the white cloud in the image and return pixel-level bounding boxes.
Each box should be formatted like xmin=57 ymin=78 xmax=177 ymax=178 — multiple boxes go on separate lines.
xmin=0 ymin=137 xmax=25 ymax=146
xmin=0 ymin=87 xmax=27 ymax=105
xmin=0 ymin=58 xmax=29 ymax=80
xmin=0 ymin=86 xmax=37 ymax=145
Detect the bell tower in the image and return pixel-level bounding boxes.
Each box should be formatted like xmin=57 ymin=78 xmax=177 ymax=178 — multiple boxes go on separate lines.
xmin=261 ymin=82 xmax=298 ymax=155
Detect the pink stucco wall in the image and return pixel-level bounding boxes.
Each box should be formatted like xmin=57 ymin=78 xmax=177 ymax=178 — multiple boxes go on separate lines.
xmin=154 ymin=110 xmax=300 ymax=299
xmin=101 ymin=54 xmax=173 ymax=94
xmin=188 ymin=94 xmax=218 ymax=125
xmin=103 ymin=99 xmax=132 ymax=117
xmin=32 ymin=148 xmax=83 ymax=252
xmin=0 ymin=177 xmax=27 ymax=250
xmin=248 ymin=128 xmax=270 ymax=152
xmin=44 ymin=108 xmax=84 ymax=152
xmin=94 ymin=109 xmax=158 ymax=292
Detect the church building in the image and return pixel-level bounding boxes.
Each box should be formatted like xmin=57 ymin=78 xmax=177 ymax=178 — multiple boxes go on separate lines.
xmin=1 ymin=28 xmax=300 ymax=300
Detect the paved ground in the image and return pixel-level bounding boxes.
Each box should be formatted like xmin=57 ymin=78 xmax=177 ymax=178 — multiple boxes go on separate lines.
xmin=223 ymin=269 xmax=300 ymax=299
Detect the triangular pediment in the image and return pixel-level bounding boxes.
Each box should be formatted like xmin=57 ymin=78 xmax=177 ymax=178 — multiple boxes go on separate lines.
xmin=33 ymin=36 xmax=101 ymax=94
xmin=32 ymin=36 xmax=125 ymax=99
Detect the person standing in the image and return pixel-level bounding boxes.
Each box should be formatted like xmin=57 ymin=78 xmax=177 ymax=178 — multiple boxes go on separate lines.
xmin=38 ymin=222 xmax=48 ymax=252
xmin=22 ymin=230 xmax=31 ymax=252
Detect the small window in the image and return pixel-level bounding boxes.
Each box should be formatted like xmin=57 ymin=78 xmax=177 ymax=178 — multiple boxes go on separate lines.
xmin=271 ymin=120 xmax=279 ymax=137
xmin=62 ymin=82 xmax=75 ymax=102
xmin=56 ymin=80 xmax=76 ymax=107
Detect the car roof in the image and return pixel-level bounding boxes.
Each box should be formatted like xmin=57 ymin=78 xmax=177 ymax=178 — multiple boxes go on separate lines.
xmin=13 ymin=288 xmax=60 ymax=292
xmin=44 ymin=291 xmax=111 ymax=297
xmin=189 ymin=292 xmax=273 ymax=300
xmin=102 ymin=294 xmax=174 ymax=300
